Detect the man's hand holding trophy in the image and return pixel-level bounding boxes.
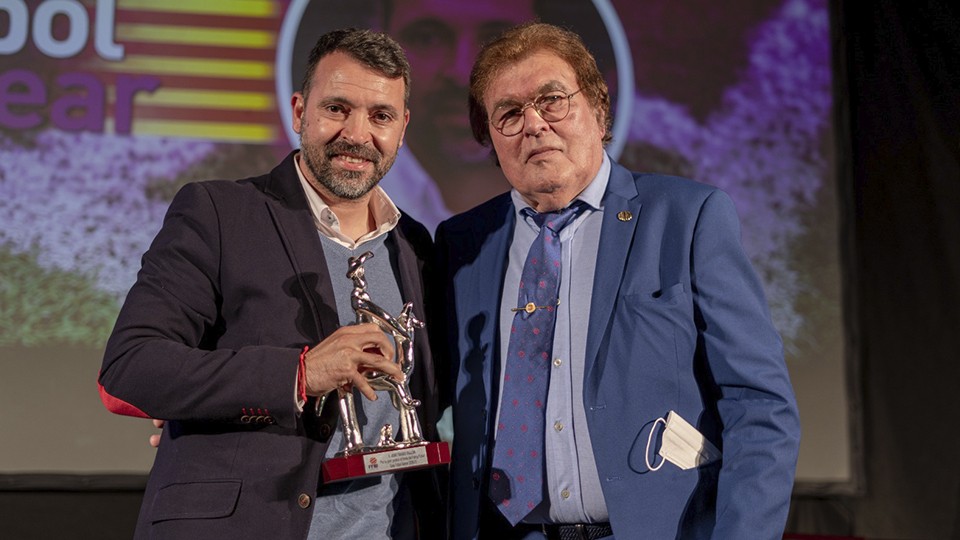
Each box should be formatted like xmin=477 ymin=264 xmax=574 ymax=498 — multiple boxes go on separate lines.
xmin=320 ymin=251 xmax=450 ymax=483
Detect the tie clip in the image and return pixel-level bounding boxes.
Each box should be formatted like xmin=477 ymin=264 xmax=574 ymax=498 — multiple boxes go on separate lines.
xmin=511 ymin=300 xmax=560 ymax=314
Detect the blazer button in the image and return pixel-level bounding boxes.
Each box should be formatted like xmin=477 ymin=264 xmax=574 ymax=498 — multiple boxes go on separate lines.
xmin=297 ymin=493 xmax=311 ymax=509
xmin=319 ymin=424 xmax=331 ymax=438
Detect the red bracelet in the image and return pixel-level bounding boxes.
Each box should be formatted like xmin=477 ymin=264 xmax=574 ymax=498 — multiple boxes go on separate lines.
xmin=297 ymin=345 xmax=309 ymax=405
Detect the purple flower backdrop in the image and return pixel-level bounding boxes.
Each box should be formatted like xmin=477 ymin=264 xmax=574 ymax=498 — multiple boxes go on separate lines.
xmin=0 ymin=131 xmax=215 ymax=312
xmin=625 ymin=0 xmax=832 ymax=351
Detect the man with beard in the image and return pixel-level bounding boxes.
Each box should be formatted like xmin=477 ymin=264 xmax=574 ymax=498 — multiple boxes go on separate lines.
xmin=98 ymin=29 xmax=445 ymax=539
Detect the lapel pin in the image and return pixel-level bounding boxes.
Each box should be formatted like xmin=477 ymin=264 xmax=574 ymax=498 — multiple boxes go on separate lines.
xmin=617 ymin=210 xmax=633 ymax=222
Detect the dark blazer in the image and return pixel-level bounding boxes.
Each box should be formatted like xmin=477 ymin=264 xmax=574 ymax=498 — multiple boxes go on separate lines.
xmin=435 ymin=160 xmax=801 ymax=540
xmin=98 ymin=152 xmax=445 ymax=539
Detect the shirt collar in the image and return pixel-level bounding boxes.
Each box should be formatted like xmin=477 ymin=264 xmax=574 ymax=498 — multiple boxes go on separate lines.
xmin=294 ymin=151 xmax=401 ymax=249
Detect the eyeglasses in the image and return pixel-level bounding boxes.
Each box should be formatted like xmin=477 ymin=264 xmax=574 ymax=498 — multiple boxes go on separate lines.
xmin=490 ymin=89 xmax=582 ymax=137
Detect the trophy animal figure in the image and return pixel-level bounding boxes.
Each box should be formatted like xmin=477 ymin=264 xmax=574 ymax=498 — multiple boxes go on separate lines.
xmin=336 ymin=251 xmax=426 ymax=455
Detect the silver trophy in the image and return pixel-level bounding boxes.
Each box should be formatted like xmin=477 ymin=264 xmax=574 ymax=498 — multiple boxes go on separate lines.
xmin=321 ymin=251 xmax=448 ymax=482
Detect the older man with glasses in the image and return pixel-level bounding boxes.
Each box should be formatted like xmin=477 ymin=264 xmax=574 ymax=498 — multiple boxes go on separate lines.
xmin=436 ymin=22 xmax=800 ymax=540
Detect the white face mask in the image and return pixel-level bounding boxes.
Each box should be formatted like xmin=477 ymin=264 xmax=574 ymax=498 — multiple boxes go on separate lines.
xmin=645 ymin=410 xmax=722 ymax=471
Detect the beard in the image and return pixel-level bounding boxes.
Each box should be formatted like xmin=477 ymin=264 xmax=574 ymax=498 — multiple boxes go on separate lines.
xmin=299 ymin=136 xmax=398 ymax=200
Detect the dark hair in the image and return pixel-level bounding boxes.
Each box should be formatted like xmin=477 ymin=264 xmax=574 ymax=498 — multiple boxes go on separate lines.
xmin=301 ymin=28 xmax=411 ymax=104
xmin=469 ymin=22 xmax=612 ymax=147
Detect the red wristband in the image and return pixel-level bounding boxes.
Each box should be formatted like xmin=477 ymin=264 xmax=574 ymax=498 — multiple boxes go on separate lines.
xmin=297 ymin=345 xmax=309 ymax=405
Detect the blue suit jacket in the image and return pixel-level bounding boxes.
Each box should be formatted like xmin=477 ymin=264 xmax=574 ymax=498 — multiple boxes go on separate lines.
xmin=435 ymin=160 xmax=800 ymax=539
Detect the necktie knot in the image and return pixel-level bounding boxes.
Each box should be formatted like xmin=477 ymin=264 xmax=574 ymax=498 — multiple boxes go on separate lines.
xmin=524 ymin=201 xmax=584 ymax=235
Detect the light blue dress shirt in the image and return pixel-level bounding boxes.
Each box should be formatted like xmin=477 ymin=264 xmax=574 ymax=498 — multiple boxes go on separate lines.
xmin=496 ymin=153 xmax=612 ymax=524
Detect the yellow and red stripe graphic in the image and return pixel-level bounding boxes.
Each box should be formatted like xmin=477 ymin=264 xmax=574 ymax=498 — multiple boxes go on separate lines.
xmin=82 ymin=0 xmax=284 ymax=143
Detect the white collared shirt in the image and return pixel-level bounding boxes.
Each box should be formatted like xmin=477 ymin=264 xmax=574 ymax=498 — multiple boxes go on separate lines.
xmin=293 ymin=151 xmax=401 ymax=247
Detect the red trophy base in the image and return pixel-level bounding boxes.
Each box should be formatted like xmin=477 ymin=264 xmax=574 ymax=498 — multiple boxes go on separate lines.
xmin=322 ymin=441 xmax=450 ymax=483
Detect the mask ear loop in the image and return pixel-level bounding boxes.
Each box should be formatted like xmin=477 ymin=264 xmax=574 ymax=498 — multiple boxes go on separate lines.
xmin=645 ymin=417 xmax=667 ymax=472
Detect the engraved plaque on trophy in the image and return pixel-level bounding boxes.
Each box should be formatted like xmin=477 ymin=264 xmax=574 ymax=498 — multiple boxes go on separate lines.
xmin=320 ymin=251 xmax=450 ymax=483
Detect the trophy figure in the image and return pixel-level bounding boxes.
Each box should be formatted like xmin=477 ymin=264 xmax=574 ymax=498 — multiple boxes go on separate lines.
xmin=321 ymin=251 xmax=450 ymax=483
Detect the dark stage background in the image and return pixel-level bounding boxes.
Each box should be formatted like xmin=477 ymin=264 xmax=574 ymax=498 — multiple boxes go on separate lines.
xmin=0 ymin=1 xmax=957 ymax=538
xmin=784 ymin=1 xmax=960 ymax=538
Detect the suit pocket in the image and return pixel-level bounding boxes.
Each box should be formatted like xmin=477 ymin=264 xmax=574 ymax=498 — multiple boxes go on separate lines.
xmin=604 ymin=283 xmax=694 ymax=399
xmin=620 ymin=282 xmax=691 ymax=354
xmin=150 ymin=479 xmax=242 ymax=522
xmin=624 ymin=282 xmax=686 ymax=305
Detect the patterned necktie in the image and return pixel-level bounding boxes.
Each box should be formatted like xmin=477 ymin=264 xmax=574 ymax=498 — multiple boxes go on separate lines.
xmin=489 ymin=202 xmax=584 ymax=525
